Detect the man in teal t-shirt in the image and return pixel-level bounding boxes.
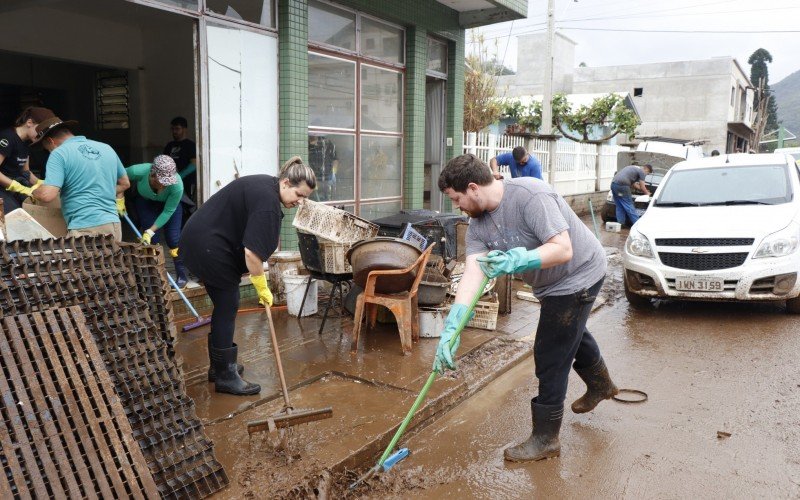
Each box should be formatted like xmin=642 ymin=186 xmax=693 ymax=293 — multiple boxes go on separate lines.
xmin=32 ymin=116 xmax=129 ymax=240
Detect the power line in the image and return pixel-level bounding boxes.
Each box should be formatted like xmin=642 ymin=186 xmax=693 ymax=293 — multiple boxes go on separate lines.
xmin=560 ymin=0 xmax=743 ymax=23
xmin=561 ymin=3 xmax=799 ymax=22
xmin=560 ymin=26 xmax=800 ymax=33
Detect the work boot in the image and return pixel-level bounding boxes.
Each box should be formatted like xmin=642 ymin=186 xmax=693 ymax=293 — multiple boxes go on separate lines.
xmin=173 ymin=258 xmax=188 ymax=288
xmin=208 ymin=336 xmax=244 ymax=382
xmin=571 ymin=358 xmax=619 ymax=414
xmin=210 ymin=344 xmax=260 ymax=396
xmin=504 ymin=398 xmax=563 ymax=462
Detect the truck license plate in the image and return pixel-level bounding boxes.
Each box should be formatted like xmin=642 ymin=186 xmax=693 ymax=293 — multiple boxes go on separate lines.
xmin=675 ymin=277 xmax=723 ymax=292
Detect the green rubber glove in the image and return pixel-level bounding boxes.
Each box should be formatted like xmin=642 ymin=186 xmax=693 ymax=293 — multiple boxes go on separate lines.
xmin=433 ymin=304 xmax=470 ymax=372
xmin=7 ymin=180 xmax=33 ymax=197
xmin=476 ymin=247 xmax=542 ymax=278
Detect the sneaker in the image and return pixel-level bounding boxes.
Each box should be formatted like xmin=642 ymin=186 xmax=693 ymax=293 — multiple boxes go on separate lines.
xmin=175 ymin=276 xmax=188 ymax=289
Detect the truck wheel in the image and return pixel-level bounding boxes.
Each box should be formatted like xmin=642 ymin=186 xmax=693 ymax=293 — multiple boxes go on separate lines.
xmin=786 ymin=296 xmax=800 ymax=314
xmin=624 ymin=281 xmax=652 ymax=309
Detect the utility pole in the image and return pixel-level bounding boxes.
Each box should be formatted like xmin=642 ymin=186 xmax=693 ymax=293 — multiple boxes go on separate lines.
xmin=542 ymin=0 xmax=557 ymax=184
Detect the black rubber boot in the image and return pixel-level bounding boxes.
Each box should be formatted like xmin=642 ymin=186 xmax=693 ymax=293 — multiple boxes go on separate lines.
xmin=504 ymin=398 xmax=563 ymax=462
xmin=208 ymin=336 xmax=244 ymax=382
xmin=210 ymin=344 xmax=260 ymax=396
xmin=571 ymin=358 xmax=619 ymax=414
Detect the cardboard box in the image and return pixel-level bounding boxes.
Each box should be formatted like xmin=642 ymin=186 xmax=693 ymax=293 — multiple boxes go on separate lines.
xmin=23 ymin=198 xmax=67 ymax=238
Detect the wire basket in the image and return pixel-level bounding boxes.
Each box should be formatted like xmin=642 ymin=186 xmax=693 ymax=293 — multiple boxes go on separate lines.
xmin=319 ymin=240 xmax=352 ymax=274
xmin=293 ymin=200 xmax=379 ymax=244
xmin=467 ymin=293 xmax=499 ymax=330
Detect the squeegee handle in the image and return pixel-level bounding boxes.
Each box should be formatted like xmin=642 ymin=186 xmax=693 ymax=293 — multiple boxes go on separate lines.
xmin=377 ymin=275 xmax=490 ymax=467
xmin=121 ymin=213 xmax=202 ymax=320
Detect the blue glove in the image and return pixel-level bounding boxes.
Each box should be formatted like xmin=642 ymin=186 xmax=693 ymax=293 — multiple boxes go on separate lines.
xmin=433 ymin=304 xmax=471 ymax=372
xmin=476 ymin=247 xmax=542 ymax=278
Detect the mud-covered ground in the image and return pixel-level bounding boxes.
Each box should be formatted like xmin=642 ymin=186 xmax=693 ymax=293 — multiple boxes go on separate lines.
xmin=359 ymin=230 xmax=800 ymax=499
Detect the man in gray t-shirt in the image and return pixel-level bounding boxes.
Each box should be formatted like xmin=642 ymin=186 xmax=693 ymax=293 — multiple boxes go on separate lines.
xmin=434 ymin=154 xmax=618 ymax=464
xmin=610 ymin=164 xmax=652 ymax=225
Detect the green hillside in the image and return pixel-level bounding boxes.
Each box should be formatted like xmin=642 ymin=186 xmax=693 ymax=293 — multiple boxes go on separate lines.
xmin=773 ymin=69 xmax=800 ymax=142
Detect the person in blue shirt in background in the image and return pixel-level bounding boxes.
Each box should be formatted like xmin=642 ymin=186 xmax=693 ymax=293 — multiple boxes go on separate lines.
xmin=490 ymin=146 xmax=543 ymax=181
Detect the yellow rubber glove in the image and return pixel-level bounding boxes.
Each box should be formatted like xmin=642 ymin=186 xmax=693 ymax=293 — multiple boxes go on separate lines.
xmin=169 ymin=247 xmax=179 ymax=258
xmin=250 ymin=273 xmax=273 ymax=307
xmin=7 ymin=180 xmax=33 ymax=196
xmin=140 ymin=229 xmax=155 ymax=245
xmin=116 ymin=197 xmax=126 ymax=216
xmin=31 ymin=179 xmax=43 ymax=191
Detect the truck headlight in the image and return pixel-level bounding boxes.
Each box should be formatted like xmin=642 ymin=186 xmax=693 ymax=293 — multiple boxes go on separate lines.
xmin=626 ymin=228 xmax=654 ymax=258
xmin=754 ymin=225 xmax=799 ymax=258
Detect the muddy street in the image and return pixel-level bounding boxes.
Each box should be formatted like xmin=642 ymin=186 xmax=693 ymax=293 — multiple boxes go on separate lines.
xmin=370 ymin=232 xmax=800 ymax=499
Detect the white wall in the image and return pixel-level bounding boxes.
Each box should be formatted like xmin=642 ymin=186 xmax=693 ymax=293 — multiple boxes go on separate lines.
xmin=496 ymin=32 xmax=576 ymax=97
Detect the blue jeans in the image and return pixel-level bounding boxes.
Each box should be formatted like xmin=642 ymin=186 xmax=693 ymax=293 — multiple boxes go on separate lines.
xmin=534 ymin=278 xmax=604 ymax=406
xmin=610 ymin=181 xmax=639 ymax=225
xmin=134 ymin=196 xmax=182 ymax=248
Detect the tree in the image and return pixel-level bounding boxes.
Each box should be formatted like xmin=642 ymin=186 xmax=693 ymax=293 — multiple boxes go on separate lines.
xmin=463 ymin=33 xmax=502 ymax=132
xmin=551 ymin=93 xmax=639 ymax=143
xmin=748 ymin=48 xmax=779 ymax=131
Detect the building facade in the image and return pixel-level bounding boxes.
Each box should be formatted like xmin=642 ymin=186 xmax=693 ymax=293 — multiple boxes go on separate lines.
xmin=0 ymin=0 xmax=527 ymax=247
xmin=497 ymin=32 xmax=754 ymax=155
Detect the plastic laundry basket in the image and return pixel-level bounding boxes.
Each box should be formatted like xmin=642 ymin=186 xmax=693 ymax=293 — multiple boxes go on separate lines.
xmin=282 ymin=270 xmax=317 ymax=317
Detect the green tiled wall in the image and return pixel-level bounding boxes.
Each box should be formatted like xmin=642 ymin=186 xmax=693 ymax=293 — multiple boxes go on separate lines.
xmin=403 ymin=26 xmax=427 ymax=209
xmin=278 ymin=0 xmax=309 ymax=249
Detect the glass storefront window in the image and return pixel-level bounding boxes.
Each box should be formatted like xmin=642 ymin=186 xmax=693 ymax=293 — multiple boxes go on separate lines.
xmin=309 ymin=53 xmax=356 ymax=129
xmin=427 ymin=38 xmax=447 ymax=75
xmin=308 ymin=133 xmax=355 ymax=203
xmin=360 ymin=201 xmax=402 ymax=221
xmin=360 ymin=17 xmax=404 ymax=65
xmin=206 ymin=0 xmax=275 ymax=27
xmin=309 ymin=0 xmax=356 ymax=51
xmin=151 ymin=0 xmax=198 ymax=10
xmin=361 ymin=65 xmax=402 ymax=132
xmin=360 ymin=135 xmax=402 ymax=200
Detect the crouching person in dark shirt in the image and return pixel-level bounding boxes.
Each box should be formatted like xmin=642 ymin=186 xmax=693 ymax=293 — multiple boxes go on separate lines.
xmin=180 ymin=157 xmax=316 ymax=395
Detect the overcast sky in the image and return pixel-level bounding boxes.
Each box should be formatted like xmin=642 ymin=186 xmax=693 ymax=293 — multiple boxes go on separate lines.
xmin=475 ymin=0 xmax=799 ymax=84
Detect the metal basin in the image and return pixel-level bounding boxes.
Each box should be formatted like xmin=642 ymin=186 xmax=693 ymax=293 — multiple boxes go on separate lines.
xmin=346 ymin=237 xmax=422 ymax=294
xmin=418 ymin=268 xmax=450 ymax=306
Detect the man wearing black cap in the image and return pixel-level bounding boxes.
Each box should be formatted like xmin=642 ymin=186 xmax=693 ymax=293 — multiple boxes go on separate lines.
xmin=32 ymin=115 xmax=130 ymax=240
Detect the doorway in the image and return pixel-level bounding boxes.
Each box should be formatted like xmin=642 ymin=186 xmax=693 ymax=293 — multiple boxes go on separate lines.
xmin=424 ymin=77 xmax=446 ymax=211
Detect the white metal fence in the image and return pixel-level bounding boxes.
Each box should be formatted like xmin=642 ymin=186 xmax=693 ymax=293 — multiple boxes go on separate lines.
xmin=463 ymin=132 xmax=629 ymax=196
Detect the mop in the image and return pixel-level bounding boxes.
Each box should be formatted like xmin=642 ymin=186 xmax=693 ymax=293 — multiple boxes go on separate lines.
xmin=349 ymin=275 xmax=490 ymax=490
xmin=246 ymin=304 xmax=333 ymax=434
xmin=121 ymin=213 xmax=211 ymax=331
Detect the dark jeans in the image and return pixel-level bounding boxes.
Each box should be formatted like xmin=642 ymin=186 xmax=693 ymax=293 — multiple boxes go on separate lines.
xmin=610 ymin=181 xmax=639 ymax=226
xmin=534 ymin=277 xmax=604 ymax=406
xmin=134 ymin=196 xmax=182 ymax=248
xmin=205 ymin=283 xmax=240 ymax=349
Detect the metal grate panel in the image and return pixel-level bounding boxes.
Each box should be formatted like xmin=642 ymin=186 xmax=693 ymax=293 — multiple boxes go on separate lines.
xmin=0 ymin=236 xmax=228 ymax=498
xmin=0 ymin=307 xmax=159 ymax=499
xmin=658 ymin=252 xmax=749 ymax=270
xmin=655 ymin=238 xmax=755 ymax=247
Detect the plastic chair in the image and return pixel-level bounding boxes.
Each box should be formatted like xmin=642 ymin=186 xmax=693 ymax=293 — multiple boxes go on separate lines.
xmin=351 ymin=244 xmax=434 ymax=355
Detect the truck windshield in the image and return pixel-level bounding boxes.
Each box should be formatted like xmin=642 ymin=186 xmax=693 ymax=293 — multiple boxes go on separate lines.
xmin=655 ymin=164 xmax=792 ymax=206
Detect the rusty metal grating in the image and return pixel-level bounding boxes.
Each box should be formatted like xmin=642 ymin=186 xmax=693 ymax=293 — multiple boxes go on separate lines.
xmin=0 ymin=236 xmax=228 ymax=498
xmin=0 ymin=307 xmax=159 ymax=499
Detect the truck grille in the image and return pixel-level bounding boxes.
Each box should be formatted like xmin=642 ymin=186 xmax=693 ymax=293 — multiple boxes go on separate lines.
xmin=655 ymin=238 xmax=754 ymax=246
xmin=658 ymin=252 xmax=749 ymax=270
